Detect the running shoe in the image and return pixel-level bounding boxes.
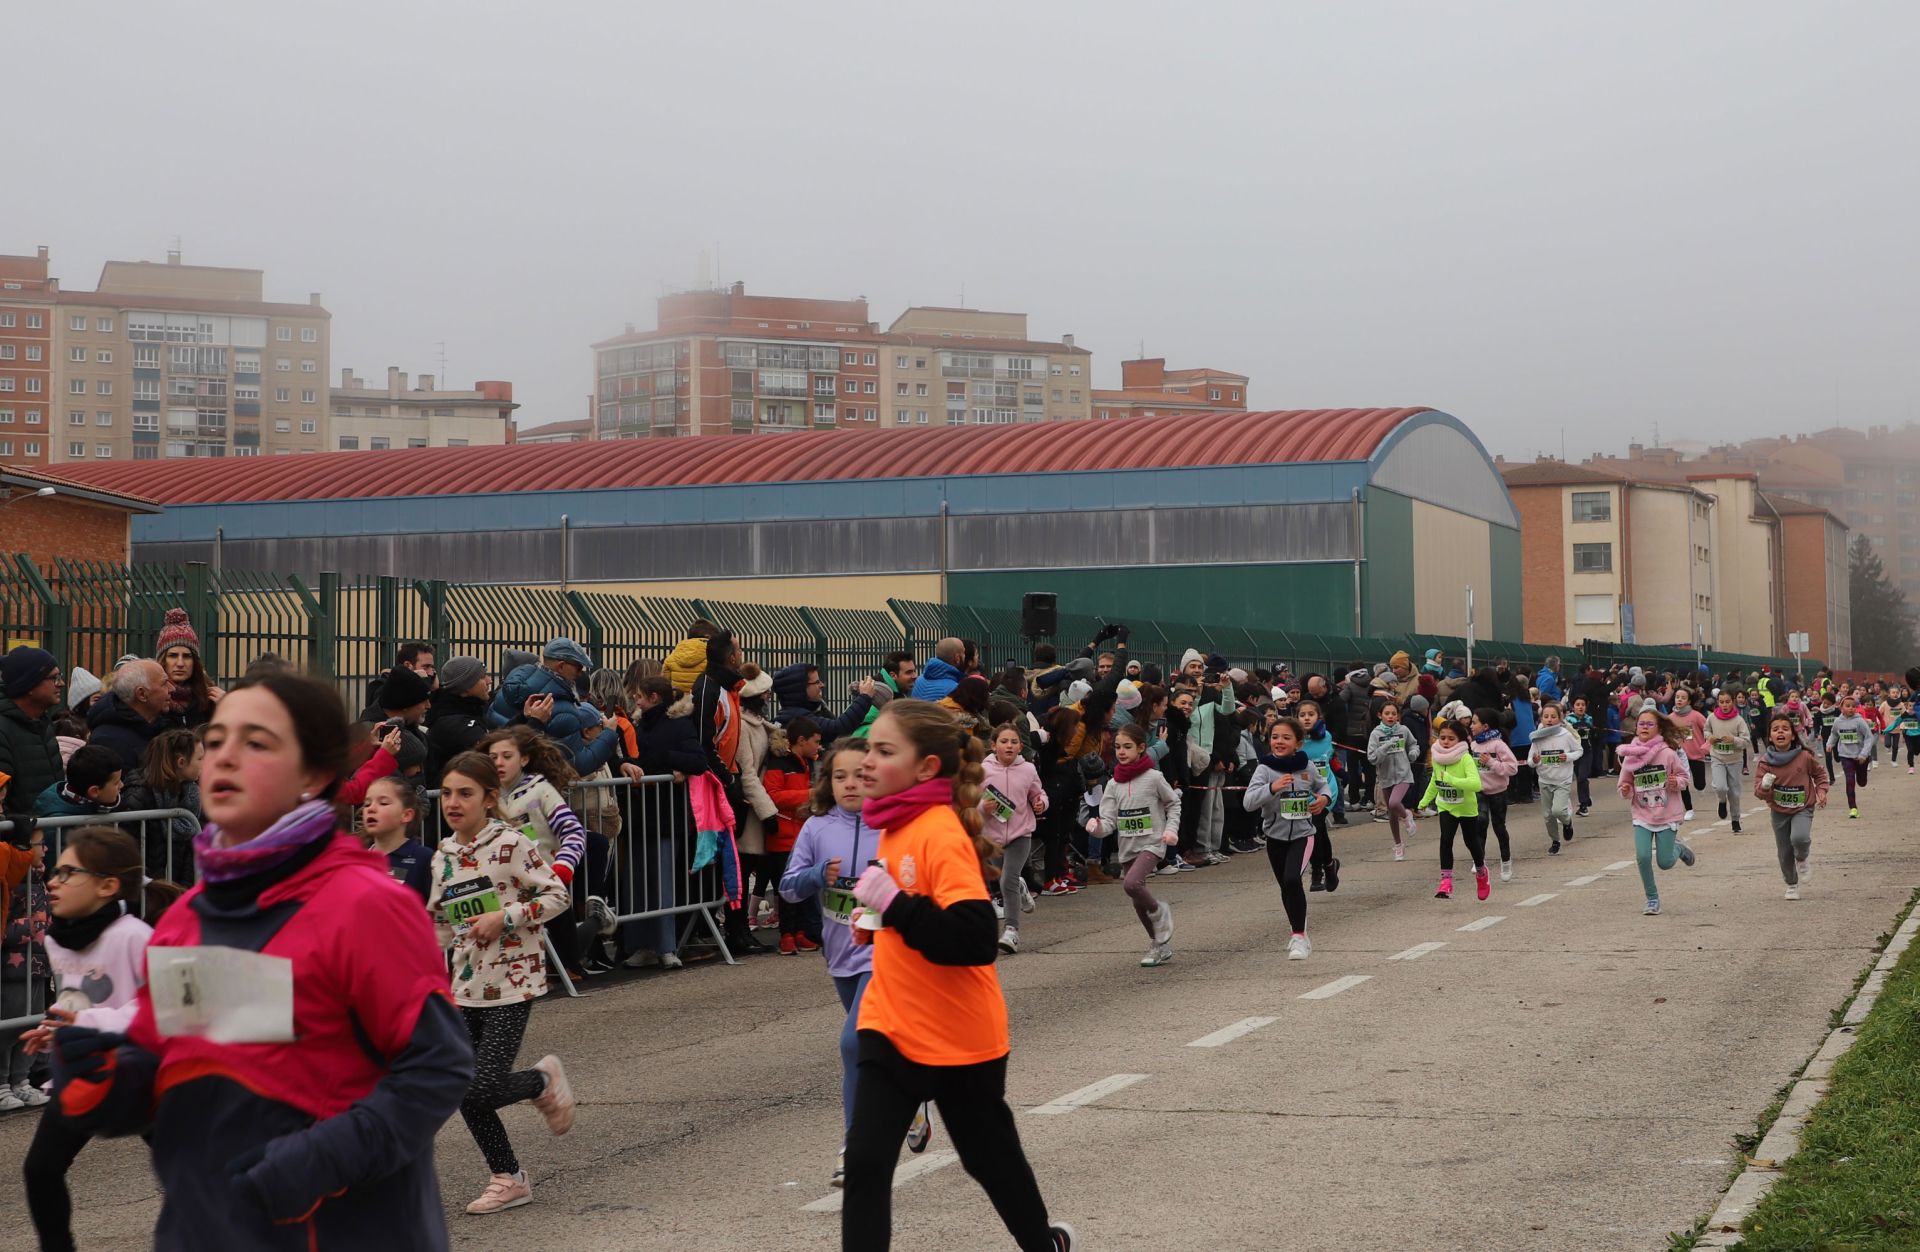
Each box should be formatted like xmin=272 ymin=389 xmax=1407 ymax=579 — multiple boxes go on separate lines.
xmin=1676 ymin=840 xmax=1696 ymax=868
xmin=1331 ymin=810 xmax=1349 ymax=826
xmin=1156 ymin=860 xmax=1185 ymax=878
xmin=777 ymin=934 xmax=798 ymax=955
xmin=12 ymin=1083 xmax=47 ymax=1108
xmin=1718 ymin=801 xmax=1729 ymax=820
xmin=1151 ymin=901 xmax=1174 ymax=946
xmin=1575 ymin=805 xmax=1590 ymax=817
xmin=1371 ymin=810 xmax=1392 ymax=823
xmin=1797 ymin=859 xmax=1810 ymax=884
xmin=622 ymin=948 xmax=661 ymax=969
xmin=1475 ymin=865 xmax=1491 ymax=901
xmin=1784 ymin=885 xmax=1800 ymax=900
xmin=1684 ymin=809 xmax=1695 ymax=822
xmin=1324 ymin=857 xmax=1341 ymax=893
xmin=906 ymin=1103 xmax=934 ymax=1153
xmin=1435 ymin=872 xmax=1453 ymax=900
xmin=585 ymin=894 xmax=618 ymax=938
xmin=795 ymin=934 xmax=822 ymax=952
xmin=532 ymin=1055 xmax=575 ymax=1135
xmin=1050 ymin=1221 xmax=1078 ymax=1250
xmin=1019 ymin=880 xmax=1036 ymax=913
xmin=466 ymin=1171 xmax=531 ymax=1214
xmin=1549 ymin=841 xmax=1561 ymax=855
xmin=1041 ymin=878 xmax=1081 ymax=896
xmin=1173 ymin=858 xmax=1200 ymax=873
xmin=998 ymin=926 xmax=1019 ymax=955
xmin=1499 ymin=860 xmax=1513 ymax=883
xmin=1849 ymin=808 xmax=1859 ymax=819
xmin=1404 ymin=818 xmax=1419 ymax=840
xmin=1140 ymin=943 xmax=1174 ymax=967
xmin=1393 ymin=843 xmax=1406 ymax=861
xmin=1205 ymin=851 xmax=1230 ymax=866
xmin=1286 ymin=933 xmax=1310 ymax=960
xmin=993 ymin=896 xmax=1005 ymax=920
xmin=1416 ymin=807 xmax=1438 ymax=818
xmin=1308 ymin=866 xmax=1325 ymax=892
xmin=659 ymin=952 xmax=684 ymax=970
xmin=1732 ymin=818 xmax=1742 ymax=833
xmin=0 ymin=1089 xmax=22 ymax=1113
xmin=1643 ymin=898 xmax=1661 ymax=916
xmin=1229 ymin=838 xmax=1262 ymax=853
xmin=1563 ymin=826 xmax=1574 ymax=842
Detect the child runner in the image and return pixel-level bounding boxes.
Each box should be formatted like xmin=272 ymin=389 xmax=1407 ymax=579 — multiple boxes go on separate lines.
xmin=1707 ymin=690 xmax=1750 ymax=833
xmin=842 ymin=700 xmax=1074 ymax=1251
xmin=1092 ymin=723 xmax=1181 ymax=966
xmin=1296 ymin=700 xmax=1342 ymax=891
xmin=18 ymin=828 xmax=177 ymax=1252
xmin=481 ymin=726 xmax=594 ymax=977
xmin=1244 ymin=716 xmax=1335 ymax=959
xmin=361 ymin=774 xmax=432 ymax=901
xmin=1825 ymin=694 xmax=1873 ymax=819
xmin=779 ymin=738 xmax=933 ymax=1187
xmin=1469 ymin=710 xmax=1518 ymax=881
xmin=1421 ymin=719 xmax=1489 ymax=901
xmin=1670 ymin=687 xmax=1709 ymax=821
xmin=1896 ymin=700 xmax=1920 ymax=772
xmin=981 ymin=722 xmax=1047 ymax=955
xmin=1528 ymin=702 xmax=1582 ymax=855
xmin=1618 ymin=709 xmax=1699 ymax=916
xmin=1568 ymin=695 xmax=1597 ymax=816
xmin=1757 ymin=712 xmax=1829 ymax=900
xmin=1366 ymin=698 xmax=1420 ymax=860
xmin=427 ymin=751 xmax=575 ymax=1215
xmin=1815 ymin=693 xmax=1841 ymax=778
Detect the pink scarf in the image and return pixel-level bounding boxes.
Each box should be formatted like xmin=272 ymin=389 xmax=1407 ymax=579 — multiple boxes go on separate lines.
xmin=865 ymin=778 xmax=955 ymax=833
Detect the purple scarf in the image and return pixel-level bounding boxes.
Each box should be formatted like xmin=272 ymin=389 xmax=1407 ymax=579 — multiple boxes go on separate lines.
xmin=192 ymin=799 xmax=339 ymax=885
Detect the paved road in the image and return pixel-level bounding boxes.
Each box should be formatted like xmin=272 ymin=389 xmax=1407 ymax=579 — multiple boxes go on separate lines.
xmin=7 ymin=783 xmax=1916 ymax=1250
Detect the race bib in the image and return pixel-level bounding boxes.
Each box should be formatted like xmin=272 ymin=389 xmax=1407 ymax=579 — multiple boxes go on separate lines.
xmin=1772 ymin=785 xmax=1807 ymax=807
xmin=1633 ymin=766 xmax=1668 ymax=794
xmin=1312 ymin=761 xmax=1331 ymax=781
xmin=1539 ymin=750 xmax=1566 ymax=766
xmin=1117 ymin=806 xmax=1154 ymax=836
xmin=1278 ymin=793 xmax=1312 ymax=818
xmin=443 ymin=875 xmax=502 ymax=928
xmin=823 ymin=876 xmax=859 ymax=926
xmin=1840 ymin=732 xmax=1861 ymax=746
xmin=983 ymin=784 xmax=1016 ymax=823
xmin=1437 ymin=784 xmax=1463 ymax=807
xmin=147 ymin=946 xmax=295 ymax=1044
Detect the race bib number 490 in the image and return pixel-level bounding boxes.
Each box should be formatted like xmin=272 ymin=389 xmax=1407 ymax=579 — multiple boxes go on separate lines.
xmin=443 ymin=876 xmax=502 ymax=925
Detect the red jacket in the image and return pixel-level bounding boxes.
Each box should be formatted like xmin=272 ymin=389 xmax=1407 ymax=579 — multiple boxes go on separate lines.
xmin=762 ymin=752 xmax=813 ymax=854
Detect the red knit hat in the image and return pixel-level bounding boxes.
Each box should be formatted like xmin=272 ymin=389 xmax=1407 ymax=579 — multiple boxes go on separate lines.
xmin=155 ymin=607 xmax=201 ymax=659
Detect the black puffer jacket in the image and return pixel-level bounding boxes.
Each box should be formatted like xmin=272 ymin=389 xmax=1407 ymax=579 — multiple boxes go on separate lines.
xmin=0 ymin=695 xmax=62 ymax=816
xmin=423 ymin=688 xmax=489 ymax=784
xmin=85 ymin=692 xmax=162 ymax=778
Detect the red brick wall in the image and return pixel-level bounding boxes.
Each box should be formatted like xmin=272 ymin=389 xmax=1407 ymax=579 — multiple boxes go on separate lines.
xmin=1510 ymin=484 xmax=1565 ymax=644
xmin=3 ymin=494 xmax=132 ymax=567
xmin=1779 ymin=514 xmax=1830 ymax=662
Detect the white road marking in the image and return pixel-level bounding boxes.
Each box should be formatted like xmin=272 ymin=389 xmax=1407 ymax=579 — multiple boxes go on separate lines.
xmin=1187 ymin=1017 xmax=1278 ymax=1048
xmin=1457 ymin=915 xmax=1505 ymax=932
xmin=1299 ymin=975 xmax=1372 ymax=1000
xmin=1518 ymin=893 xmax=1557 ymax=907
xmin=1679 ymin=1157 xmax=1732 ymax=1167
xmin=1028 ymin=1072 xmax=1150 ymax=1115
xmin=1604 ymin=860 xmax=1634 ymax=871
xmin=1388 ymin=942 xmax=1447 ymax=961
xmin=801 ymin=1151 xmax=959 ymax=1212
xmin=1565 ymin=873 xmax=1606 ymax=887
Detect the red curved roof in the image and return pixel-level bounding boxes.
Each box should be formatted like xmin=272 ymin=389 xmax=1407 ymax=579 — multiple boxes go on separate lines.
xmin=48 ymin=407 xmax=1430 ymax=505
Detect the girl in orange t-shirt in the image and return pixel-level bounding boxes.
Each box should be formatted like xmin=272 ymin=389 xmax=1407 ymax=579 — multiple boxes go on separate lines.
xmin=844 ymin=700 xmax=1075 ymax=1252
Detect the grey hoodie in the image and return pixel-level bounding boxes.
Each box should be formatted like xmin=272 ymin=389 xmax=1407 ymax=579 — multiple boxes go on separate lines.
xmin=1366 ymin=722 xmax=1421 ymax=789
xmin=1527 ymin=723 xmax=1583 ymax=787
xmin=1827 ymin=712 xmax=1875 ymax=761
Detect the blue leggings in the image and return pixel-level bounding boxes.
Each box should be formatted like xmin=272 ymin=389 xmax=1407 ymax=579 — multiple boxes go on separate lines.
xmin=834 ymin=970 xmax=872 ymax=1136
xmin=1634 ymin=824 xmax=1681 ymax=900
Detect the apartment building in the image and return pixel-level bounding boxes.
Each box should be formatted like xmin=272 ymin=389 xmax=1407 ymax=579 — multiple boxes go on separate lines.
xmin=514 ymin=419 xmax=591 ymax=445
xmin=0 ymin=248 xmax=57 ymax=465
xmin=330 ymin=368 xmax=516 ymax=451
xmin=591 ymin=283 xmax=883 ymax=438
xmin=1769 ymin=491 xmax=1852 ymax=671
xmin=1093 ymin=357 xmax=1250 ymax=420
xmin=8 ymin=248 xmax=332 ymax=463
xmin=879 ymin=307 xmax=1092 ymax=428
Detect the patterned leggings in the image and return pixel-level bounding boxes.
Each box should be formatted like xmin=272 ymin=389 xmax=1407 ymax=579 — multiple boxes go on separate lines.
xmin=460 ymin=1001 xmax=547 ymax=1176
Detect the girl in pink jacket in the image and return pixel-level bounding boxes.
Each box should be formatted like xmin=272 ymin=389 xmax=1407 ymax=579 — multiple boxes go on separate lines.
xmin=1617 ymin=708 xmax=1699 ymax=916
xmin=1469 ymin=709 xmax=1519 ymax=882
xmin=1670 ymin=687 xmax=1710 ymax=820
xmin=979 ymin=723 xmax=1047 ymax=955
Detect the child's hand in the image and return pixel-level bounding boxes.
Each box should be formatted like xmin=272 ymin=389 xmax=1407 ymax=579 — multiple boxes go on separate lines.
xmin=822 ymin=857 xmax=842 ymax=883
xmin=1309 ymin=796 xmax=1329 ymax=815
xmin=1161 ymin=832 xmax=1178 ymax=846
xmin=1034 ymin=795 xmax=1048 ymax=815
xmin=469 ymin=911 xmax=506 ymax=945
xmin=1270 ymin=775 xmax=1292 ymax=794
xmin=21 ymin=1006 xmax=74 ymax=1055
xmin=1084 ymin=817 xmax=1099 ymax=834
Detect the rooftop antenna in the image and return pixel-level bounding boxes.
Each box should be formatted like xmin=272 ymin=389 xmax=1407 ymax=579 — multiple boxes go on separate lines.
xmin=436 ymin=340 xmax=447 ymax=386
xmin=959 ymin=283 xmax=965 ymax=307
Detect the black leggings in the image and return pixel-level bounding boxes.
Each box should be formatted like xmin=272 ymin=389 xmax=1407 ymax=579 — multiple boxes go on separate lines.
xmin=843 ymin=1032 xmax=1054 ymax=1252
xmin=23 ymin=1106 xmax=91 ymax=1252
xmin=460 ymin=1001 xmax=546 ymax=1176
xmin=1907 ymin=737 xmax=1919 ymax=765
xmin=1484 ymin=793 xmax=1510 ymax=861
xmin=1438 ymin=812 xmax=1487 ymax=873
xmin=1309 ymin=812 xmax=1334 ymax=872
xmin=1266 ymin=835 xmax=1311 ymax=934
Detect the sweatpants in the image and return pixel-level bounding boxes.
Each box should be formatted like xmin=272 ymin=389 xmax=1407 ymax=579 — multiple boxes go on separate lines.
xmin=1195 ymin=782 xmax=1226 ymax=854
xmin=1839 ymin=756 xmax=1868 ymax=808
xmin=1383 ymin=781 xmax=1412 ymax=841
xmin=1768 ymin=808 xmax=1813 ymax=885
xmin=833 ymin=972 xmax=872 ymax=1135
xmin=999 ymin=836 xmax=1033 ymax=912
xmin=459 ymin=1001 xmax=547 ymax=1176
xmin=1483 ymin=792 xmax=1511 ymax=861
xmin=1123 ymin=850 xmax=1162 ymax=937
xmin=844 ymin=1032 xmax=1055 ymax=1252
xmin=1710 ymin=759 xmax=1743 ymax=807
xmin=1437 ymin=811 xmax=1486 ymax=874
xmin=1266 ymin=835 xmax=1312 ymax=934
xmin=1541 ymin=781 xmax=1572 ymax=844
xmin=1633 ymin=824 xmax=1682 ymax=902
xmin=23 ymin=1107 xmax=91 ymax=1252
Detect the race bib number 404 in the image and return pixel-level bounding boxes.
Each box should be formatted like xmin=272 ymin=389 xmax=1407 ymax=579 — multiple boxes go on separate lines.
xmin=1633 ymin=766 xmax=1668 ymax=794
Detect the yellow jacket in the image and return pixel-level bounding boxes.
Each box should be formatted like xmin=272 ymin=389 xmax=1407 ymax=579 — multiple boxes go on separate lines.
xmin=663 ymin=637 xmax=709 ymax=694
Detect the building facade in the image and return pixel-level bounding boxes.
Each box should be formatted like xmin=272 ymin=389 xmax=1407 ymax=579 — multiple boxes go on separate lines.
xmin=1092 ymin=357 xmax=1249 ymax=420
xmin=329 ymin=368 xmax=516 ymax=451
xmin=0 ymin=249 xmax=57 ymax=464
xmin=1769 ymin=493 xmax=1853 ymax=671
xmin=514 ymin=419 xmax=590 ymax=444
xmin=878 ymin=307 xmax=1090 ymax=428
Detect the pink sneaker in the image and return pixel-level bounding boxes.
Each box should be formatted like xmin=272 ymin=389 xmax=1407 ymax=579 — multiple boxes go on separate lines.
xmin=466 ymin=1171 xmax=531 ymax=1214
xmin=1434 ymin=872 xmax=1452 ymax=899
xmin=532 ymin=1055 xmax=575 ymax=1136
xmin=1475 ymin=865 xmax=1491 ymax=901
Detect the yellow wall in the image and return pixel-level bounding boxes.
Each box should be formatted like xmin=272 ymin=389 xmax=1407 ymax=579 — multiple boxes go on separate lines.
xmin=1410 ymin=501 xmax=1490 ymax=633
xmin=1626 ymin=487 xmax=1705 ymax=647
xmin=1563 ymin=485 xmax=1624 ymax=643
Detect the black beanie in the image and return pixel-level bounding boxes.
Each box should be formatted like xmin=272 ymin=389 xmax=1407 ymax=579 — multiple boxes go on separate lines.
xmin=380 ymin=665 xmax=432 ymax=711
xmin=2 ymin=646 xmax=58 ymax=699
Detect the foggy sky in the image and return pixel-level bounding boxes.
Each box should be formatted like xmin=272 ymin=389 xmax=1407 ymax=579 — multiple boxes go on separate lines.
xmin=11 ymin=1 xmax=1917 ymax=461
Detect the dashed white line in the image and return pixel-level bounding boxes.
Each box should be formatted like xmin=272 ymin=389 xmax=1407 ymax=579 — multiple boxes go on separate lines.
xmin=1388 ymin=942 xmax=1447 ymax=961
xmin=1299 ymin=975 xmax=1372 ymax=1000
xmin=1457 ymin=915 xmax=1505 ymax=932
xmin=1028 ymin=1072 xmax=1150 ymax=1115
xmin=802 ymin=1150 xmax=959 ymax=1211
xmin=1518 ymin=893 xmax=1557 ymax=907
xmin=1186 ymin=1017 xmax=1277 ymax=1048
xmin=1564 ymin=873 xmax=1606 ymax=887
xmin=1604 ymin=860 xmax=1634 ymax=872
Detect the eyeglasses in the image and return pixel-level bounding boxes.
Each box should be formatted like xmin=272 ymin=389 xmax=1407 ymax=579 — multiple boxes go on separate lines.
xmin=48 ymin=866 xmax=113 ymax=884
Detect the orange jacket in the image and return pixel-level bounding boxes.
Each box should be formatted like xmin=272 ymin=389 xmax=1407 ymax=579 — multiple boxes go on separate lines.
xmin=761 ymin=753 xmax=813 ymax=854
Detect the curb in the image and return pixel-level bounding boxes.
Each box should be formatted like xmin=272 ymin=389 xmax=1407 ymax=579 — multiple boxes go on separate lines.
xmin=1693 ymin=906 xmax=1920 ymax=1248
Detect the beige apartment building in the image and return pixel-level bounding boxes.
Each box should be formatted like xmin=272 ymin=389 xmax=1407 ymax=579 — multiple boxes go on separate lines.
xmin=329 ymin=368 xmax=517 ymax=451
xmin=880 ymin=307 xmax=1091 ymax=428
xmin=37 ymin=251 xmax=331 ymax=462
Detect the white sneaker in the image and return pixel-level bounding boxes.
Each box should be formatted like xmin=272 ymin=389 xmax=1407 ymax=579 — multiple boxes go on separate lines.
xmin=1151 ymin=901 xmax=1174 ymax=946
xmin=531 ymin=1055 xmax=575 ymax=1136
xmin=659 ymin=952 xmax=684 ymax=970
xmin=1784 ymin=885 xmax=1800 ymax=900
xmin=1140 ymin=942 xmax=1174 ymax=967
xmin=992 ymin=896 xmax=1006 ymax=920
xmin=998 ymin=926 xmax=1019 ymax=955
xmin=1156 ymin=860 xmax=1184 ymax=877
xmin=622 ymin=948 xmax=660 ymax=969
xmin=13 ymin=1083 xmax=48 ymax=1108
xmin=1499 ymin=860 xmax=1513 ymax=883
xmin=1405 ymin=818 xmax=1419 ymax=839
xmin=0 ymin=1090 xmax=24 ymax=1113
xmin=1287 ymin=933 xmax=1310 ymax=960
xmin=1684 ymin=810 xmax=1695 ymax=822
xmin=1393 ymin=843 xmax=1406 ymax=861
xmin=1019 ymin=880 xmax=1036 ymax=914
xmin=1796 ymin=859 xmax=1809 ymax=884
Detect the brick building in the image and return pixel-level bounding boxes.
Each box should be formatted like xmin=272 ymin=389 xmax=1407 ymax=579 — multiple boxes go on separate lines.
xmin=1 ymin=464 xmax=160 ymax=569
xmin=514 ymin=419 xmax=591 ymax=444
xmin=879 ymin=307 xmax=1090 ymax=428
xmin=1092 ymin=357 xmax=1249 ymax=420
xmin=0 ymin=248 xmax=57 ymax=465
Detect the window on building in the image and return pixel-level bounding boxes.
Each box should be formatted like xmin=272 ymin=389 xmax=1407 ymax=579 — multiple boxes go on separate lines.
xmin=338 ymin=436 xmax=360 ymax=450
xmin=26 ymin=410 xmax=44 ymax=425
xmin=844 ymin=379 xmax=857 ymax=393
xmin=0 ymin=441 xmax=10 ymax=456
xmin=0 ymin=381 xmax=12 ymax=394
xmin=94 ymin=444 xmax=111 ymax=459
xmin=1574 ymin=594 xmax=1616 ymax=625
xmin=275 ymin=419 xmax=291 ymax=433
xmin=863 ymin=380 xmax=877 ymax=394
xmin=813 ymin=401 xmax=835 ymax=421
xmin=0 ymin=409 xmax=10 ymax=423
xmin=896 ymin=382 xmax=909 ymax=395
xmin=301 ymin=359 xmax=316 ymax=372
xmin=69 ymin=410 xmax=85 ymax=426
xmin=0 ymin=313 xmax=11 ymax=326
xmin=68 ymin=441 xmax=85 ymax=458
xmin=865 ymin=408 xmax=877 ymax=421
xmin=915 ymin=383 xmax=928 ymax=396
xmin=23 ymin=379 xmax=38 ymax=393
xmin=301 ymin=389 xmax=316 ymax=403
xmin=370 ymin=437 xmax=390 ymax=450
xmin=96 ymin=350 xmax=111 ymax=364
xmin=895 ymin=354 xmax=909 ymax=368
xmin=276 ymin=326 xmax=292 ymax=341
xmin=843 ymin=352 xmax=858 ymax=366
xmin=407 ymin=438 xmax=427 ymax=448
xmin=95 ymin=411 xmax=112 ymax=426
xmin=276 ymin=357 xmax=291 ymax=371
xmin=1571 ymin=491 xmax=1612 ymax=522
xmin=1069 ymin=364 xmax=1082 ymax=376
xmin=447 ymin=438 xmax=468 ymax=447
xmin=70 ymin=315 xmax=87 ymax=332
xmin=97 ymin=317 xmax=112 ymax=333
xmin=25 ymin=315 xmax=40 ymax=328
xmin=68 ymin=347 xmax=85 ymax=363
xmin=25 ymin=346 xmax=40 ymax=362
xmin=1051 ymin=388 xmax=1063 ymax=402
xmin=300 ymin=328 xmax=317 ymax=343
xmin=22 ymin=440 xmax=38 ymax=454
xmin=917 ymin=411 xmax=929 ymax=424
xmin=1572 ymin=542 xmax=1613 ymax=573
xmin=133 ymin=412 xmax=157 ymax=431
xmin=68 ymin=379 xmax=85 ymax=394
xmin=1069 ymin=390 xmax=1081 ymax=403
xmin=1210 ymin=389 xmax=1221 ymax=400
xmin=1231 ymin=389 xmax=1241 ymax=401
xmin=862 ymin=353 xmax=876 ymax=367
xmin=276 ymin=388 xmax=291 ymax=402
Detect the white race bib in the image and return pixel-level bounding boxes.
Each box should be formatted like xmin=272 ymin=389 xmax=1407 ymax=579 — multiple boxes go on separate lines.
xmin=147 ymin=946 xmax=295 ymax=1044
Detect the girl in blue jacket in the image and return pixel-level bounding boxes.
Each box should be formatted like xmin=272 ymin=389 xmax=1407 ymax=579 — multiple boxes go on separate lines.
xmin=1296 ymin=701 xmax=1342 ymax=893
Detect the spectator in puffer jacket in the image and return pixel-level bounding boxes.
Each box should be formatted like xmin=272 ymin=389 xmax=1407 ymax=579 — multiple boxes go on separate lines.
xmin=662 ymin=619 xmax=719 ymax=695
xmin=908 ymin=637 xmax=967 ymax=702
xmin=489 ymin=639 xmax=620 ymax=775
xmin=770 ymin=663 xmax=877 ymax=739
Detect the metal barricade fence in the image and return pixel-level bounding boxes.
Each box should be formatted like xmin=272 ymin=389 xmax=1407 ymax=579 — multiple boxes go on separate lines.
xmin=0 ymin=808 xmax=199 ymax=1035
